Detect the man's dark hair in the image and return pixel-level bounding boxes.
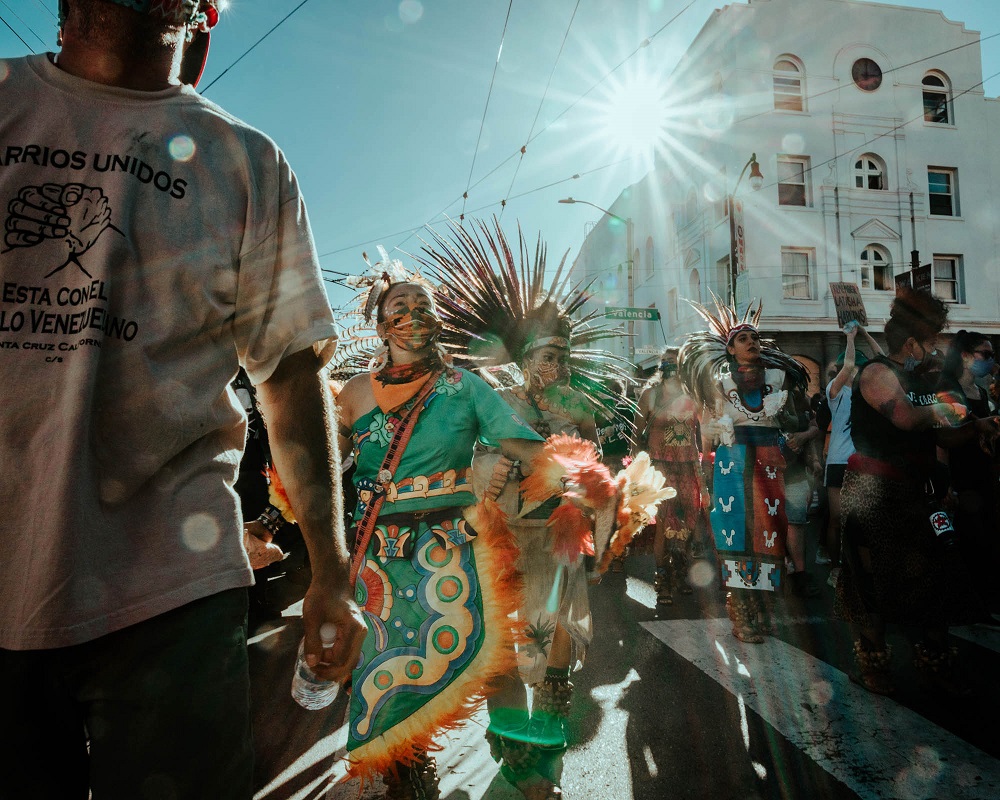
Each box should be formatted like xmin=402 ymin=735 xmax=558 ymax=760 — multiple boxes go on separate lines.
xmin=884 ymin=287 xmax=948 ymax=353
xmin=65 ymin=0 xmax=181 ymax=59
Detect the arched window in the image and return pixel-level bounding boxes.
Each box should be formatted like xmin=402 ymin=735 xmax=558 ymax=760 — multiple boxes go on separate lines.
xmin=854 ymin=154 xmax=886 ymax=190
xmin=860 ymin=244 xmax=893 ymax=290
xmin=773 ymin=57 xmax=805 ymax=111
xmin=645 ymin=236 xmax=654 ymax=280
xmin=688 ymin=268 xmax=702 ymax=304
xmin=922 ymin=72 xmax=951 ymax=124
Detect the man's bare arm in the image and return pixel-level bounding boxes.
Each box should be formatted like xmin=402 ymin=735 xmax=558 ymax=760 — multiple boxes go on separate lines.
xmin=257 ymin=348 xmax=364 ymax=682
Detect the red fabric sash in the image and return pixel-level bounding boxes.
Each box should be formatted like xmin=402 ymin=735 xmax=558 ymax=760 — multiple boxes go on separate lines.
xmin=349 ymin=369 xmax=444 ymax=584
xmin=847 ymin=453 xmax=907 ymax=482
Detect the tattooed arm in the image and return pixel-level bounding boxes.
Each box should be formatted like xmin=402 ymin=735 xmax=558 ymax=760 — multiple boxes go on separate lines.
xmin=859 ymin=362 xmax=958 ymax=431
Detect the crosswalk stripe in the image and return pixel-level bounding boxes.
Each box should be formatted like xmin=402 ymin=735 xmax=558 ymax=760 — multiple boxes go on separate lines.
xmin=640 ymin=618 xmax=1000 ymax=800
xmin=951 ymin=624 xmax=1000 ymax=655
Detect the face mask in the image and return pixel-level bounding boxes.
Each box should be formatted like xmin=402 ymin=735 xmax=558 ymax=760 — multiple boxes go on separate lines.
xmin=971 ymin=357 xmax=995 ymax=378
xmin=903 ymin=342 xmax=934 ymax=372
xmin=379 ymin=306 xmax=441 ymax=352
xmin=525 ymin=355 xmax=569 ymax=391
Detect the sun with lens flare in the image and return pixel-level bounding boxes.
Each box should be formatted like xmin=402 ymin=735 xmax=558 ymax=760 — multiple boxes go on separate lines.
xmin=599 ymin=68 xmax=670 ymax=161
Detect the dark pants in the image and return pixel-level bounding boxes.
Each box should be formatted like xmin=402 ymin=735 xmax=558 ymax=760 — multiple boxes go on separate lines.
xmin=0 ymin=588 xmax=253 ymax=799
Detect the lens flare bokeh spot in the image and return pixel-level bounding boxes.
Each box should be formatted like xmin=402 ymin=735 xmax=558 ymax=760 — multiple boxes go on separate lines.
xmin=688 ymin=559 xmax=716 ymax=589
xmin=399 ymin=1 xmax=423 ymax=25
xmin=181 ymin=513 xmax=221 ymax=552
xmin=168 ymin=135 xmax=196 ymax=162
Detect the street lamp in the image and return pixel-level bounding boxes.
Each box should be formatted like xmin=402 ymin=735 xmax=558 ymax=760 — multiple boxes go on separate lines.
xmin=559 ymin=197 xmax=635 ymax=364
xmin=727 ymin=153 xmax=764 ymax=310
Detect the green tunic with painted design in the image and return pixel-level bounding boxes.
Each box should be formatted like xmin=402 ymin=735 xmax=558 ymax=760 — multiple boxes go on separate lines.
xmin=346 ymin=368 xmax=541 ymax=770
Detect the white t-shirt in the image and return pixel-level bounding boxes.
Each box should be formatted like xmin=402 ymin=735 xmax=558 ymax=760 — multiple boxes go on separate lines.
xmin=0 ymin=55 xmax=337 ymax=649
xmin=825 ymin=381 xmax=855 ymax=466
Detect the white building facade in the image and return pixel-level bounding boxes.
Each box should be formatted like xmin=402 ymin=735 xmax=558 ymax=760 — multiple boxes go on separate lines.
xmin=572 ymin=0 xmax=1000 ymax=387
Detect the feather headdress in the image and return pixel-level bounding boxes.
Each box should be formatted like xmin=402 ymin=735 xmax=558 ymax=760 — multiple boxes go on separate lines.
xmin=678 ymin=292 xmax=807 ymax=410
xmin=415 ymin=217 xmax=633 ymax=416
xmin=328 ymin=246 xmax=436 ymax=379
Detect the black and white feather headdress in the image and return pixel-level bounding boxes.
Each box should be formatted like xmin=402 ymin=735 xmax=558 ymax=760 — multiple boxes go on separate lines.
xmin=678 ymin=292 xmax=806 ymax=410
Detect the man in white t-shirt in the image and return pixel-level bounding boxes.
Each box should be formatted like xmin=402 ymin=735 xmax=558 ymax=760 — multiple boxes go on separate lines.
xmin=0 ymin=2 xmax=363 ymax=797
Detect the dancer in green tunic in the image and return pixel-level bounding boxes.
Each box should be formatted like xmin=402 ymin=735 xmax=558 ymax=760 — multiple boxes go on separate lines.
xmin=337 ymin=270 xmax=544 ymax=798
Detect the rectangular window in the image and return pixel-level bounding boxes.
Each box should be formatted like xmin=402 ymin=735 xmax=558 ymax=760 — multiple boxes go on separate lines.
xmin=932 ymin=255 xmax=962 ymax=303
xmin=777 ymin=156 xmax=810 ymax=206
xmin=773 ymin=76 xmax=803 ymax=112
xmin=781 ymin=248 xmax=813 ymax=299
xmin=928 ymin=168 xmax=958 ymax=216
xmin=923 ymin=90 xmax=949 ymax=124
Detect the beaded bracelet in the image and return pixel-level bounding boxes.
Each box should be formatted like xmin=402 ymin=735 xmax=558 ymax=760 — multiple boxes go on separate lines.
xmin=257 ymin=504 xmax=287 ymax=536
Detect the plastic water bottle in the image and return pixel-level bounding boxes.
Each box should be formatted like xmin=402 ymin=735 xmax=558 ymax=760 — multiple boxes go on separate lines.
xmin=290 ymin=623 xmax=339 ymax=710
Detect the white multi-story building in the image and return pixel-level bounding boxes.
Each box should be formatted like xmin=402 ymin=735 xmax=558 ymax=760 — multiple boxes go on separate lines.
xmin=572 ymin=0 xmax=1000 ymax=388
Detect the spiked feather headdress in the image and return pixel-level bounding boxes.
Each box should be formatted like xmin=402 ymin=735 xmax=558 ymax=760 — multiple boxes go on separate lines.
xmin=414 ymin=217 xmax=634 ymax=416
xmin=678 ymin=292 xmax=806 ymax=410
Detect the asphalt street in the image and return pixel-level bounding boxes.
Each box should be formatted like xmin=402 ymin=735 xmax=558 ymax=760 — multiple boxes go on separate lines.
xmin=246 ymin=524 xmax=1000 ymax=800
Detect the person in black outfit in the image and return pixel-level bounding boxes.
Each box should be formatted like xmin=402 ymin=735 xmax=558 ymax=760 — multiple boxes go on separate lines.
xmin=939 ymin=332 xmax=1000 ymax=615
xmin=834 ymin=289 xmax=998 ymax=696
xmin=233 ymin=370 xmax=311 ymax=625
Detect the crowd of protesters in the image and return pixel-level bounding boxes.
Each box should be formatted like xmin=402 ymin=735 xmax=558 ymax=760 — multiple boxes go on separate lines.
xmin=4 ymin=5 xmax=999 ymax=800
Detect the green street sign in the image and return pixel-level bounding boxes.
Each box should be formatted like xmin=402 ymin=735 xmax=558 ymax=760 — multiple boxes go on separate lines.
xmin=605 ymin=306 xmax=660 ymax=321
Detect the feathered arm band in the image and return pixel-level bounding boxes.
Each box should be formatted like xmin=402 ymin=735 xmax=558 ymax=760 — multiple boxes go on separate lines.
xmin=519 ymin=434 xmax=616 ymax=564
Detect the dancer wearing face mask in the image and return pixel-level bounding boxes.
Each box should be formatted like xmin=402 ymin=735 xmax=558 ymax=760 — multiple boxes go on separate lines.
xmin=834 ymin=289 xmax=996 ymax=697
xmin=334 ymin=254 xmax=547 ymax=798
xmin=634 ymin=347 xmax=706 ymax=605
xmin=478 ymin=322 xmax=599 ymax=800
xmin=938 ymin=331 xmax=1000 ymax=616
xmin=422 ymin=220 xmax=669 ymax=800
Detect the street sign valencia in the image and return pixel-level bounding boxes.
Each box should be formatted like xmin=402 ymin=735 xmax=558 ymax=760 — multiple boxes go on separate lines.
xmin=605 ymin=306 xmax=660 ymax=321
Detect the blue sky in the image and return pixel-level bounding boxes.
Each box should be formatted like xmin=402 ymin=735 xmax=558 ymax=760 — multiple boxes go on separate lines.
xmin=3 ymin=0 xmax=998 ymax=314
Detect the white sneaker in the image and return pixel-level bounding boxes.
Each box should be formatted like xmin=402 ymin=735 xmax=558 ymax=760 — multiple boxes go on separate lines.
xmin=815 ymin=547 xmax=831 ymax=565
xmin=827 ymin=568 xmax=840 ymax=588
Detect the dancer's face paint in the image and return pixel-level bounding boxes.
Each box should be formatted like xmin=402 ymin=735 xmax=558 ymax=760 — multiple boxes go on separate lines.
xmin=524 ymin=345 xmax=570 ymax=390
xmin=377 ymin=284 xmax=441 ymax=352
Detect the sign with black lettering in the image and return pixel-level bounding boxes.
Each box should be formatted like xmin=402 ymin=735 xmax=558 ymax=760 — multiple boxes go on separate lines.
xmin=829 ymin=282 xmax=868 ymax=327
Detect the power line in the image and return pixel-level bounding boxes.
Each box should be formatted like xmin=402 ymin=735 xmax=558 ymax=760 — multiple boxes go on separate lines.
xmin=738 ymin=31 xmax=1000 ymax=126
xmin=499 ymin=0 xmax=580 ymax=220
xmin=392 ymin=0 xmax=701 ymax=255
xmin=30 ymin=0 xmax=56 ymax=20
xmin=316 ymin=157 xmax=631 ymax=261
xmin=758 ymin=67 xmax=1000 ymax=196
xmin=0 ymin=1 xmax=45 ymax=47
xmin=460 ymin=0 xmax=514 ymax=222
xmin=0 ymin=12 xmax=34 ymax=52
xmin=520 ymin=0 xmax=701 ymax=153
xmin=320 ymin=11 xmax=999 ymax=274
xmin=200 ymin=0 xmax=314 ymax=95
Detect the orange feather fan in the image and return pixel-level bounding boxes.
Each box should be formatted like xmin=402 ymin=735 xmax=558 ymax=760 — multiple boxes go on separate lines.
xmin=262 ymin=464 xmax=297 ymax=524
